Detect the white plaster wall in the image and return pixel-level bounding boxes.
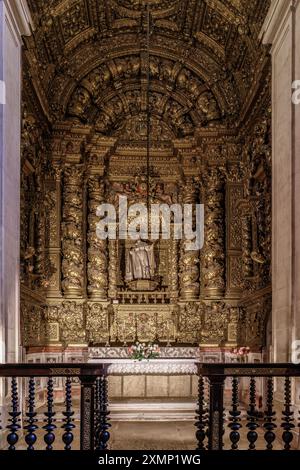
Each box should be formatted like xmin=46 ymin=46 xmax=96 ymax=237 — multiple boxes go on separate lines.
xmin=0 ymin=0 xmax=5 ymax=365
xmin=2 ymin=0 xmax=21 ymax=364
xmin=0 ymin=0 xmax=31 ymax=365
xmin=261 ymin=0 xmax=300 ymax=365
xmin=293 ymin=1 xmax=300 ymax=349
xmin=271 ymin=8 xmax=293 ymax=362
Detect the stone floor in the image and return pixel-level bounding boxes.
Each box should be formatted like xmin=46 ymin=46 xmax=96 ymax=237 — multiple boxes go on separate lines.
xmin=1 ymin=400 xmax=299 ymax=451
xmin=110 ymin=421 xmax=195 ymax=450
xmin=1 ymin=418 xmax=298 ymax=451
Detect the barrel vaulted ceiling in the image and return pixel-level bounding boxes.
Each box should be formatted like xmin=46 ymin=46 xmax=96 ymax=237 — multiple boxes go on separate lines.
xmin=24 ymin=0 xmax=271 ymax=138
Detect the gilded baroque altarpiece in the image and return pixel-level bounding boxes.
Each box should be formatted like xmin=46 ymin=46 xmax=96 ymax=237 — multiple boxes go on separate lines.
xmin=20 ymin=0 xmax=271 ymax=356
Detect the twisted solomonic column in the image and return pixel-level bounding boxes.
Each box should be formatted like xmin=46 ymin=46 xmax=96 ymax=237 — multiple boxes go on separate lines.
xmin=179 ymin=178 xmax=200 ymax=300
xmin=201 ymin=167 xmax=225 ymax=298
xmin=87 ymin=176 xmax=108 ymax=299
xmin=61 ymin=165 xmax=84 ymax=297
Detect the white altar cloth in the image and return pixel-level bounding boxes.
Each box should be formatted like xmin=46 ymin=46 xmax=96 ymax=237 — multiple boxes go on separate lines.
xmin=88 ymin=358 xmax=198 ymax=375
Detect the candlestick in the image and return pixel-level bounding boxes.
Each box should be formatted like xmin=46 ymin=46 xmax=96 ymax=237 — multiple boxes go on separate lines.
xmin=166 ymin=319 xmax=171 ymax=347
xmin=122 ymin=321 xmax=127 ymax=347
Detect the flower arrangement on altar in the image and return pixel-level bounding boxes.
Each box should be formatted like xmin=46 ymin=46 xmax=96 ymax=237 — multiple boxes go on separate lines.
xmin=231 ymin=346 xmax=250 ymax=362
xmin=128 ymin=342 xmax=160 ymax=361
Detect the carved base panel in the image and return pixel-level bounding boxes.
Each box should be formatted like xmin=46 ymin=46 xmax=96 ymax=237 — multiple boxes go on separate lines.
xmin=22 ymin=299 xmax=250 ymax=348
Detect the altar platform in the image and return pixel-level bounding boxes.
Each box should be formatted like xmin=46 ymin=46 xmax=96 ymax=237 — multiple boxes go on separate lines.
xmin=88 ymin=347 xmax=199 ymax=420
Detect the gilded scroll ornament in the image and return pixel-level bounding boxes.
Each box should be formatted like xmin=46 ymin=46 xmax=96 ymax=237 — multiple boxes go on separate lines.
xmin=22 ymin=304 xmax=43 ymax=347
xmin=177 ymin=302 xmax=203 ymax=344
xmin=241 ymin=214 xmax=254 ymax=278
xmin=201 ymin=302 xmax=228 ymax=345
xmin=169 ymin=236 xmax=179 ymax=300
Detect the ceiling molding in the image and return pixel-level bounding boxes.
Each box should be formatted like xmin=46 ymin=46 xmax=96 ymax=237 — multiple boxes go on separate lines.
xmin=4 ymin=0 xmax=34 ymax=37
xmin=260 ymin=0 xmax=293 ymax=45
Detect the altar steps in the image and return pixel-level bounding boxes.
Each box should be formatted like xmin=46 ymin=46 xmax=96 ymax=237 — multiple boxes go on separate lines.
xmin=109 ymin=399 xmax=196 ymax=421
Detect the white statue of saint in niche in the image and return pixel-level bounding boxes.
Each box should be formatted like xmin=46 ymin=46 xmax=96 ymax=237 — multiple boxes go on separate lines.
xmin=125 ymin=238 xmax=156 ymax=281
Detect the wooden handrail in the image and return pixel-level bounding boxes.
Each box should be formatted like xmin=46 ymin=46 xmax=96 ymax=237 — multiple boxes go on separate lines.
xmin=195 ymin=362 xmax=300 ymax=451
xmin=0 ymin=362 xmax=299 ymax=377
xmin=1 ymin=362 xmax=300 ymax=451
xmin=197 ymin=362 xmax=300 ymax=377
xmin=0 ymin=363 xmax=110 ymax=377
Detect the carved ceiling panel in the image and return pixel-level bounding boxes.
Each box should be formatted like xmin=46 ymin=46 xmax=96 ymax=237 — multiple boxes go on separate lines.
xmin=115 ymin=0 xmax=179 ymax=11
xmin=63 ymin=51 xmax=223 ymax=137
xmin=24 ymin=0 xmax=271 ymax=136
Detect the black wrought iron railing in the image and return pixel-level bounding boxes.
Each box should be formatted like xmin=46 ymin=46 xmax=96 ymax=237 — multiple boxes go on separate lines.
xmin=0 ymin=364 xmax=110 ymax=451
xmin=195 ymin=363 xmax=300 ymax=451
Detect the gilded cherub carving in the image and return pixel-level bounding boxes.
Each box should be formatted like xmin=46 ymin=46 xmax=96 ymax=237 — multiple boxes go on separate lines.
xmin=197 ymin=91 xmax=221 ymax=125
